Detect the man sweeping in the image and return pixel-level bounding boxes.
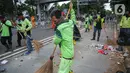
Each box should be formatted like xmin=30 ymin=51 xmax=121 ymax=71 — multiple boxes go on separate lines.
xmin=16 ymin=16 xmax=26 ymax=48
xmin=18 ymin=14 xmax=33 ymax=55
xmin=51 ymin=2 xmax=75 ymax=73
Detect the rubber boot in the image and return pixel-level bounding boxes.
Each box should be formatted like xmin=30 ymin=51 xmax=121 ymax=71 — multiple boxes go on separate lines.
xmin=97 ymin=36 xmax=100 ymax=42
xmin=97 ymin=31 xmax=101 ymax=42
xmin=91 ymin=32 xmax=96 ymax=40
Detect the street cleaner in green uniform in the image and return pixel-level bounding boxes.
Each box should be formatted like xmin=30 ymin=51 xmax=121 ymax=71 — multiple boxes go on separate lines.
xmin=91 ymin=14 xmax=105 ymax=41
xmin=85 ymin=14 xmax=90 ymax=32
xmin=18 ymin=15 xmax=33 ymax=55
xmin=118 ymin=11 xmax=130 ymax=45
xmin=16 ymin=17 xmax=26 ymax=48
xmin=50 ymin=2 xmax=75 ymax=73
xmin=0 ymin=17 xmax=13 ymax=52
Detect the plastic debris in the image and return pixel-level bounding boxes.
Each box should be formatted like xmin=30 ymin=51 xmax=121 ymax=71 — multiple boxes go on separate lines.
xmin=28 ymin=57 xmax=32 ymax=60
xmin=108 ymin=46 xmax=115 ymax=51
xmin=15 ymin=58 xmax=18 ymax=60
xmin=98 ymin=49 xmax=104 ymax=54
xmin=1 ymin=60 xmax=8 ymax=65
xmin=117 ymin=62 xmax=121 ymax=65
xmin=18 ymin=64 xmax=21 ymax=67
xmin=103 ymin=44 xmax=108 ymax=50
xmin=104 ymin=50 xmax=108 ymax=55
xmin=20 ymin=60 xmax=23 ymax=62
xmin=123 ymin=52 xmax=129 ymax=57
xmin=98 ymin=49 xmax=108 ymax=55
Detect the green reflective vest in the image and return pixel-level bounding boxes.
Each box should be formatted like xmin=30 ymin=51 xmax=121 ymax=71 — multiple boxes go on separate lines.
xmin=16 ymin=20 xmax=25 ymax=32
xmin=85 ymin=17 xmax=90 ymax=28
xmin=120 ymin=16 xmax=130 ymax=28
xmin=0 ymin=20 xmax=12 ymax=37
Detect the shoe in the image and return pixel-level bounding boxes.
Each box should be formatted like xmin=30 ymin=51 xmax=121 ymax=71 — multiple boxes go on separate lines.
xmin=91 ymin=38 xmax=95 ymax=40
xmin=16 ymin=45 xmax=22 ymax=48
xmin=5 ymin=49 xmax=10 ymax=52
xmin=5 ymin=49 xmax=13 ymax=52
xmin=97 ymin=39 xmax=99 ymax=42
xmin=24 ymin=51 xmax=31 ymax=56
xmin=69 ymin=70 xmax=73 ymax=73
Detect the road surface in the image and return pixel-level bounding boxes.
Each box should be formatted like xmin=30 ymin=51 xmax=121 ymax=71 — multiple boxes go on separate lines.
xmin=0 ymin=27 xmax=54 ymax=55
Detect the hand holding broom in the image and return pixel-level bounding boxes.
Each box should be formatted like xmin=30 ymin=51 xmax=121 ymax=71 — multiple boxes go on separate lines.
xmin=66 ymin=0 xmax=72 ymax=19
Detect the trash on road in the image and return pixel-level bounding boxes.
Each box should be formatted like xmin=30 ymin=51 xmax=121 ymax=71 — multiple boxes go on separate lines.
xmin=15 ymin=58 xmax=18 ymax=60
xmin=20 ymin=60 xmax=23 ymax=62
xmin=1 ymin=60 xmax=8 ymax=65
xmin=117 ymin=62 xmax=121 ymax=65
xmin=18 ymin=64 xmax=21 ymax=67
xmin=96 ymin=44 xmax=116 ymax=55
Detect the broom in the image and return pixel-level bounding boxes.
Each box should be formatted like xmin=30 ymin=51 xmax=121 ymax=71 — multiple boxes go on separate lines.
xmin=32 ymin=40 xmax=43 ymax=53
xmin=17 ymin=25 xmax=43 ymax=53
xmin=35 ymin=45 xmax=57 ymax=73
xmin=26 ymin=35 xmax=43 ymax=53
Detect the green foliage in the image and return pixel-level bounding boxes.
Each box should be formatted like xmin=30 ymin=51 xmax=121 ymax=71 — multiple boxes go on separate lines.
xmin=0 ymin=0 xmax=14 ymax=15
xmin=24 ymin=0 xmax=36 ymax=16
xmin=56 ymin=0 xmax=105 ymax=14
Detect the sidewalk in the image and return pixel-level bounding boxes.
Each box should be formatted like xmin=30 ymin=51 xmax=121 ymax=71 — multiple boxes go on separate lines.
xmin=1 ymin=28 xmax=112 ymax=73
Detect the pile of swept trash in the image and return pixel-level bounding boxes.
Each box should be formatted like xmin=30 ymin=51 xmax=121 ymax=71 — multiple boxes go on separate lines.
xmin=91 ymin=43 xmax=129 ymax=73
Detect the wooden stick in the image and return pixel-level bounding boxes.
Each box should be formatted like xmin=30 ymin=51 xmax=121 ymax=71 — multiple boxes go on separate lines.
xmin=66 ymin=0 xmax=72 ymax=19
xmin=51 ymin=45 xmax=57 ymax=56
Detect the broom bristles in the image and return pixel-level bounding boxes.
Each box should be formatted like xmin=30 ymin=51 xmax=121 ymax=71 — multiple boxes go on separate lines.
xmin=33 ymin=40 xmax=44 ymax=53
xmin=35 ymin=60 xmax=53 ymax=73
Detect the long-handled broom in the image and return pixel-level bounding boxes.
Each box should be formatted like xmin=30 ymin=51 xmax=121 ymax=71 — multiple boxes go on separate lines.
xmin=17 ymin=25 xmax=43 ymax=53
xmin=26 ymin=35 xmax=43 ymax=53
xmin=35 ymin=45 xmax=57 ymax=73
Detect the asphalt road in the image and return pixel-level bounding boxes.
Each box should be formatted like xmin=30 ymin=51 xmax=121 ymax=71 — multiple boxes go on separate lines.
xmin=0 ymin=27 xmax=54 ymax=55
xmin=1 ymin=28 xmax=111 ymax=73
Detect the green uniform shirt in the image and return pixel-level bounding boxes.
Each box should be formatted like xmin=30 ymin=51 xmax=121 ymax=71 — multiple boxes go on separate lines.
xmin=23 ymin=18 xmax=32 ymax=31
xmin=89 ymin=15 xmax=93 ymax=21
xmin=22 ymin=18 xmax=32 ymax=36
xmin=120 ymin=16 xmax=130 ymax=28
xmin=53 ymin=9 xmax=76 ymax=58
xmin=85 ymin=17 xmax=90 ymax=28
xmin=0 ymin=20 xmax=12 ymax=37
xmin=94 ymin=21 xmax=96 ymax=26
xmin=16 ymin=20 xmax=25 ymax=32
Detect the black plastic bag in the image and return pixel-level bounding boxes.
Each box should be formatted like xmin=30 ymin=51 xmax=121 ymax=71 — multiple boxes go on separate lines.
xmin=73 ymin=24 xmax=81 ymax=41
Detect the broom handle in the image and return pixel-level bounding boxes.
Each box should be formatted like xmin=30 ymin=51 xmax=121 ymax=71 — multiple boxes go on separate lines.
xmin=52 ymin=45 xmax=57 ymax=56
xmin=66 ymin=0 xmax=72 ymax=19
